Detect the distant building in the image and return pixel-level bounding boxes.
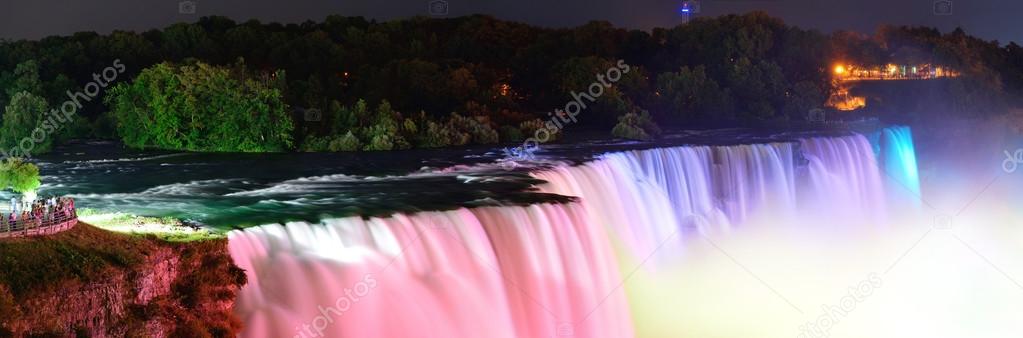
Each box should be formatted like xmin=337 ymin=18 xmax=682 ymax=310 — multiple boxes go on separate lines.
xmin=832 ymin=63 xmax=959 ymax=81
xmin=679 ymin=1 xmax=700 ymax=24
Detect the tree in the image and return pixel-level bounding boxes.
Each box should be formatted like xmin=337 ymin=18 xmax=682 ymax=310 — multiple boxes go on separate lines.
xmin=106 ymin=61 xmax=294 ymax=152
xmin=611 ymin=110 xmax=661 ymax=141
xmin=0 ymin=92 xmax=52 ymax=156
xmin=0 ymin=60 xmax=45 ymax=116
xmin=4 ymin=60 xmax=43 ymax=99
xmin=0 ymin=158 xmax=41 ymax=195
xmin=655 ymin=66 xmax=730 ymax=122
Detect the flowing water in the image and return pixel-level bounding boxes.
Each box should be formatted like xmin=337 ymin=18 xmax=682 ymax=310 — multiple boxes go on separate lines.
xmin=31 ymin=125 xmax=1023 ymax=337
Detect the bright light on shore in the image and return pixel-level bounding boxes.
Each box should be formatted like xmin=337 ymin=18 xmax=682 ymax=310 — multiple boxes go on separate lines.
xmin=79 ymin=211 xmax=223 ymax=241
xmin=834 ymin=65 xmax=846 ymax=75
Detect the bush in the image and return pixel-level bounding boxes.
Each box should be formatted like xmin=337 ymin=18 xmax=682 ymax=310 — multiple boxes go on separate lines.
xmin=519 ymin=118 xmax=561 ymax=141
xmin=447 ymin=113 xmax=497 ymax=145
xmin=299 ymin=136 xmax=330 ymax=152
xmin=611 ymin=110 xmax=661 ymax=141
xmin=0 ymin=158 xmax=40 ymax=194
xmin=328 ymin=131 xmax=362 ymax=152
xmin=417 ymin=121 xmax=458 ymax=148
xmin=362 ymin=123 xmax=394 ymax=151
xmin=0 ymin=92 xmax=51 ymax=156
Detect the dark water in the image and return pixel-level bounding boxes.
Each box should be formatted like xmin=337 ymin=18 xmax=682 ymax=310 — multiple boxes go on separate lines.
xmin=29 ymin=141 xmax=563 ymax=229
xmin=27 ymin=129 xmax=859 ymax=230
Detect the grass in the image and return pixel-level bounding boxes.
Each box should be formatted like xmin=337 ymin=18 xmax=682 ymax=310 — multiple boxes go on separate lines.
xmin=77 ymin=209 xmax=226 ymax=242
xmin=0 ymin=221 xmax=246 ymax=337
xmin=0 ymin=222 xmax=155 ymax=298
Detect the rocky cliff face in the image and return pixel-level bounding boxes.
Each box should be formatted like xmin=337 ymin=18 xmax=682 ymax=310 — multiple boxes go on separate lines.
xmin=0 ymin=226 xmax=246 ymax=337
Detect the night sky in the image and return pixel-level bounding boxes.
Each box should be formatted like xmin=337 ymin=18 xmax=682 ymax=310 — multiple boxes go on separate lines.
xmin=1 ymin=0 xmax=1021 ymax=44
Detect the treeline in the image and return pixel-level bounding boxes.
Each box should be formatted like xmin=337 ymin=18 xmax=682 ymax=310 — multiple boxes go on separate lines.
xmin=1 ymin=12 xmax=1021 ymax=152
xmin=833 ymin=26 xmax=1023 ymax=116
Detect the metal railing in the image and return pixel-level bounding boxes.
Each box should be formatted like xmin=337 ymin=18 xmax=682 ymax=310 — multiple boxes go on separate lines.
xmin=0 ymin=207 xmax=78 ymax=239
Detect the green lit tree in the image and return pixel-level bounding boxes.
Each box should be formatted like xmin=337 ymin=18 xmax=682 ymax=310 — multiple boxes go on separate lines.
xmin=0 ymin=158 xmax=41 ymax=195
xmin=106 ymin=61 xmax=295 ymax=152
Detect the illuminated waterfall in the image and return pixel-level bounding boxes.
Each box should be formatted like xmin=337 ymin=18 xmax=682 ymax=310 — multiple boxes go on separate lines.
xmin=531 ymin=143 xmax=798 ymax=261
xmin=229 ymin=130 xmax=922 ymax=338
xmin=800 ymin=134 xmax=886 ymax=221
xmin=229 ymin=204 xmax=633 ymax=338
xmin=878 ymin=126 xmax=922 ymax=202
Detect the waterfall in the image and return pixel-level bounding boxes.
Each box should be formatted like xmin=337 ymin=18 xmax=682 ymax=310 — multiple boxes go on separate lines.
xmin=228 ymin=129 xmax=920 ymax=338
xmin=531 ymin=143 xmax=798 ymax=262
xmin=878 ymin=126 xmax=922 ymax=203
xmin=229 ymin=204 xmax=633 ymax=338
xmin=800 ymin=134 xmax=886 ymax=221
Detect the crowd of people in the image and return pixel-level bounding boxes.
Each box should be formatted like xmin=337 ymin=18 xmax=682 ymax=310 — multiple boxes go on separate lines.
xmin=0 ymin=196 xmax=76 ymax=231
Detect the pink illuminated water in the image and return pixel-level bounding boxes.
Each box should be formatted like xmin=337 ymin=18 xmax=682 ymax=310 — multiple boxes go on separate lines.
xmin=229 ymin=204 xmax=632 ymax=338
xmin=229 ymin=129 xmax=938 ymax=338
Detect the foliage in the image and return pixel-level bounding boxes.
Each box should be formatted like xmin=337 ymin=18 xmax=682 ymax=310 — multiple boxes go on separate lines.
xmin=655 ymin=66 xmax=731 ymax=121
xmin=518 ymin=118 xmax=561 ymax=141
xmin=417 ymin=120 xmax=464 ymax=148
xmin=612 ymin=110 xmax=661 ymax=141
xmin=106 ymin=61 xmax=294 ymax=152
xmin=447 ymin=113 xmax=499 ymax=144
xmin=3 ymin=12 xmax=1022 ymax=150
xmin=0 ymin=92 xmax=52 ymax=155
xmin=328 ymin=131 xmax=362 ymax=151
xmin=0 ymin=158 xmax=41 ymax=194
xmin=1 ymin=60 xmax=43 ymax=100
xmin=299 ymin=135 xmax=331 ymax=152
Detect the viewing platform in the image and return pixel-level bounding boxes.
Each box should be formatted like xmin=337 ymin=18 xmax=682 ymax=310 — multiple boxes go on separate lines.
xmin=0 ymin=198 xmax=78 ymax=239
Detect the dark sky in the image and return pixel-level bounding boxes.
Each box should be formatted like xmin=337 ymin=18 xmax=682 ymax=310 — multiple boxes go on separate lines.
xmin=1 ymin=0 xmax=1021 ymax=44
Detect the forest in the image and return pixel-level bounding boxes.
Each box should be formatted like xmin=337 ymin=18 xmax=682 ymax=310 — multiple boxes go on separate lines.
xmin=1 ymin=12 xmax=1021 ymax=153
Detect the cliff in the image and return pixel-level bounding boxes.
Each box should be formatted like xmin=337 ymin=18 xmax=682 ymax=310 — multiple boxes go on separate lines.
xmin=0 ymin=223 xmax=246 ymax=337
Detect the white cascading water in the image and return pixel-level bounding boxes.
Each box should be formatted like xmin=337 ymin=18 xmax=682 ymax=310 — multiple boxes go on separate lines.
xmin=532 ymin=143 xmax=800 ymax=262
xmin=229 ymin=204 xmax=633 ymax=338
xmin=229 ymin=128 xmax=914 ymax=338
xmin=800 ymin=134 xmax=886 ymax=221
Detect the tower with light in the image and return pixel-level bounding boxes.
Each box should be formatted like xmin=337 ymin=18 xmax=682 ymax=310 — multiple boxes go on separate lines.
xmin=679 ymin=1 xmax=700 ymax=24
